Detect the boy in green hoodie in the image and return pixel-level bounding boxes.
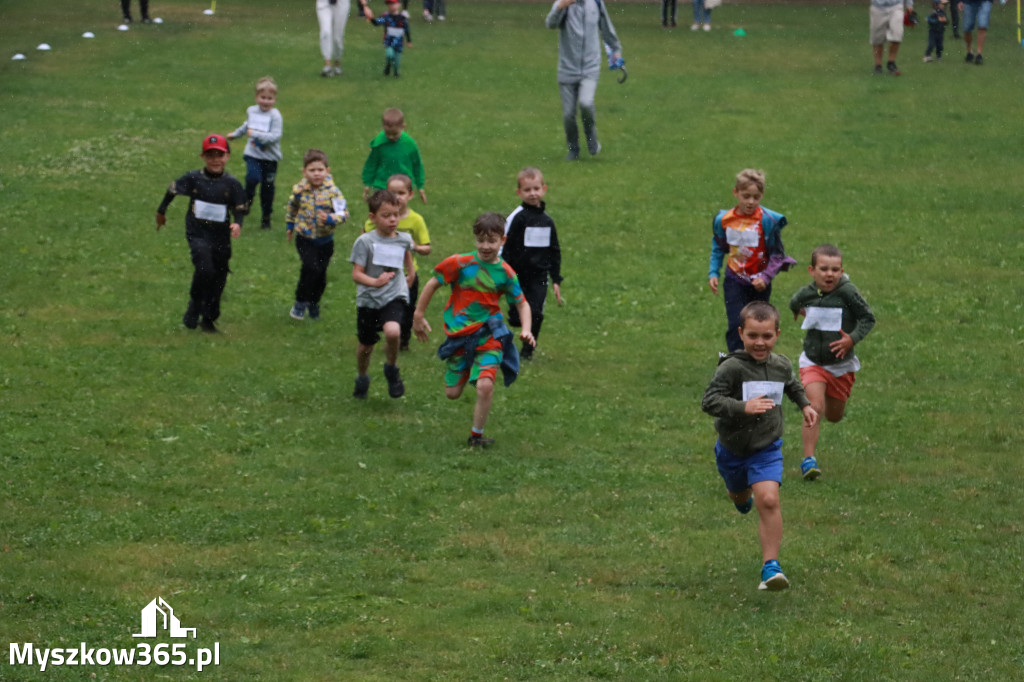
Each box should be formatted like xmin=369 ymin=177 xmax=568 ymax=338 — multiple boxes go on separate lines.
xmin=789 ymin=244 xmax=876 ymax=481
xmin=361 ymin=108 xmax=427 ymax=204
xmin=702 ymin=301 xmax=818 ymax=591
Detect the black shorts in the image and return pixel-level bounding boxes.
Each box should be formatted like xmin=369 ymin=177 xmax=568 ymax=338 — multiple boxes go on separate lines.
xmin=356 ymin=298 xmax=406 ymax=346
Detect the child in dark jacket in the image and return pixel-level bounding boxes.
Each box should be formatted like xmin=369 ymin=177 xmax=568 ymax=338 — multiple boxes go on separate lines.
xmin=924 ymin=0 xmax=949 ymax=61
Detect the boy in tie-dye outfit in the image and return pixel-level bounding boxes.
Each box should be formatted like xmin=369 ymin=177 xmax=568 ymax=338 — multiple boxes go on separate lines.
xmin=413 ymin=213 xmax=535 ymax=449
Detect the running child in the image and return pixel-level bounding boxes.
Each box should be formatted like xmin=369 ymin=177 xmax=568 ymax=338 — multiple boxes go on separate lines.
xmin=227 ymin=76 xmax=283 ymax=229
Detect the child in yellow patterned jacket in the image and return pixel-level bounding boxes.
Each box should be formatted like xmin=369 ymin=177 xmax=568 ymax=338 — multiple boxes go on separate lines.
xmin=285 ymin=148 xmax=350 ymax=320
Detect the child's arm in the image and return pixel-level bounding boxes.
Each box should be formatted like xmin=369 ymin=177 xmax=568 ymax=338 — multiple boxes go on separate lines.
xmin=514 ymin=298 xmax=536 ymax=348
xmin=830 ymin=288 xmax=876 ymax=358
xmin=352 ymin=263 xmax=396 ymax=288
xmin=412 ymin=277 xmax=443 ymax=341
xmin=226 ymin=121 xmax=247 ymax=140
xmin=404 ymin=249 xmax=415 ymax=288
xmin=708 ymin=217 xmax=727 ymax=295
xmin=801 ymin=404 xmax=819 ymax=428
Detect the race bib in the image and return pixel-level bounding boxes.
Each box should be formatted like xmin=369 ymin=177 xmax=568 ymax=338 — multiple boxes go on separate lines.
xmin=802 ymin=306 xmax=843 ymax=331
xmin=193 ymin=199 xmax=227 ymax=222
xmin=386 ymin=26 xmax=405 ymax=38
xmin=726 ymin=227 xmax=760 ymax=248
xmin=372 ymin=242 xmax=406 ymax=269
xmin=247 ymin=112 xmax=272 ymax=133
xmin=524 ymin=227 xmax=551 ymax=248
xmin=332 ymin=197 xmax=347 ymax=215
xmin=742 ymin=381 xmax=784 ymax=405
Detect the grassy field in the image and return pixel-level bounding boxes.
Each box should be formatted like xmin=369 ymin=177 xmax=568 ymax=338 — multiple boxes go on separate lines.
xmin=1 ymin=0 xmax=1023 ymax=679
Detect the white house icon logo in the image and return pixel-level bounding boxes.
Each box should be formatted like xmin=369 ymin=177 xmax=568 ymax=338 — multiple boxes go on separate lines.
xmin=133 ymin=597 xmax=197 ymax=639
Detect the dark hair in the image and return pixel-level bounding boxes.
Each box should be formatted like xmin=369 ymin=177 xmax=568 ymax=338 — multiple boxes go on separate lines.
xmin=303 ymin=148 xmax=329 ymax=168
xmin=739 ymin=301 xmax=780 ymax=330
xmin=367 ymin=189 xmax=399 ymax=214
xmin=811 ymin=243 xmax=843 ymax=267
xmin=472 ymin=212 xmax=506 ymax=239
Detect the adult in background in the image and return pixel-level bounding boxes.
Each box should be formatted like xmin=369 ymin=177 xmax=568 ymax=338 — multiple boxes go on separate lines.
xmin=959 ymin=0 xmax=992 ymax=64
xmin=546 ymin=0 xmax=623 ymax=162
xmin=870 ymin=0 xmax=915 ymax=75
xmin=317 ymin=0 xmax=369 ymax=77
xmin=121 ymin=0 xmax=151 ymax=23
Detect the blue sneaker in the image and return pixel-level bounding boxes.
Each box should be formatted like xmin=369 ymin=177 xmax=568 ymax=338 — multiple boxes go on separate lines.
xmin=734 ymin=495 xmax=753 ymax=514
xmin=759 ymin=560 xmax=790 ymax=591
xmin=289 ymin=302 xmax=307 ymax=320
xmin=801 ymin=456 xmax=821 ymax=481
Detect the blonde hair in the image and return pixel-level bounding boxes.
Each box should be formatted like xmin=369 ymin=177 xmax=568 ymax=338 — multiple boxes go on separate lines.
xmin=735 ymin=168 xmax=765 ymax=194
xmin=517 ymin=167 xmax=544 ymax=188
xmin=387 ymin=173 xmax=413 ymax=192
xmin=255 ymin=76 xmax=277 ymax=96
xmin=382 ymin=107 xmax=404 ymax=126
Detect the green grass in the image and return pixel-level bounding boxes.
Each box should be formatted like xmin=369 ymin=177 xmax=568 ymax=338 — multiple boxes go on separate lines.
xmin=2 ymin=0 xmax=1023 ymax=679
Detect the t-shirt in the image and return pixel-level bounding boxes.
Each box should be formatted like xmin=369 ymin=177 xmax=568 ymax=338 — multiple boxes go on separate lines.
xmin=720 ymin=206 xmax=768 ymax=279
xmin=363 ymin=209 xmax=430 ymax=274
xmin=432 ymin=252 xmax=524 ymax=338
xmin=349 ymin=230 xmax=414 ymax=308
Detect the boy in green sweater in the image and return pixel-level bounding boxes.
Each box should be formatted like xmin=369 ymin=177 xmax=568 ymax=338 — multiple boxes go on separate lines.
xmin=788 ymin=244 xmax=876 ymax=481
xmin=361 ymin=108 xmax=427 ymax=204
xmin=702 ymin=301 xmax=818 ymax=591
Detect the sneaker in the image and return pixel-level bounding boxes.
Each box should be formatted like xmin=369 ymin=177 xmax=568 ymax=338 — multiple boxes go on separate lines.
xmin=307 ymin=303 xmax=320 ymax=321
xmin=438 ymin=14 xmax=446 ymax=20
xmin=702 ymin=23 xmax=711 ymax=31
xmin=801 ymin=456 xmax=821 ymax=481
xmin=423 ymin=10 xmax=434 ymax=21
xmin=321 ymin=65 xmax=335 ymax=77
xmin=873 ymin=64 xmax=883 ymax=75
xmin=974 ymin=54 xmax=984 ymax=66
xmin=886 ymin=61 xmax=900 ymax=75
xmin=182 ymin=299 xmax=199 ymax=329
xmin=734 ymin=495 xmax=753 ymax=515
xmin=565 ymin=149 xmax=580 ymax=162
xmin=965 ymin=52 xmax=974 ymax=63
xmin=588 ymin=140 xmax=602 ymax=156
xmin=142 ymin=17 xmax=152 ymax=24
xmin=384 ymin=60 xmax=391 ymax=76
xmin=290 ymin=302 xmax=307 ymax=320
xmin=260 ymin=216 xmax=271 ymax=230
xmin=690 ymin=22 xmax=700 ymax=30
xmin=331 ymin=65 xmax=343 ymax=76
xmin=467 ymin=434 xmax=495 ymax=449
xmin=758 ymin=560 xmax=790 ymax=591
xmin=922 ymin=55 xmax=933 ymax=62
xmin=199 ymin=317 xmax=219 ymax=334
xmin=123 ymin=15 xmax=133 ymax=23
xmin=383 ymin=364 xmax=405 ymax=398
xmin=520 ymin=344 xmax=534 ymax=361
xmin=353 ymin=375 xmax=370 ymax=400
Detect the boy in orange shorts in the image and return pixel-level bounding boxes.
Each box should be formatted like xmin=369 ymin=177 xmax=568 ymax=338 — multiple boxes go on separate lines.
xmin=413 ymin=213 xmax=534 ymax=448
xmin=789 ymin=244 xmax=875 ymax=480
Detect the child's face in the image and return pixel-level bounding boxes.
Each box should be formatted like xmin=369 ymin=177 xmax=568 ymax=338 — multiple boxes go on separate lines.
xmin=387 ymin=1 xmax=401 ymax=14
xmin=732 ymin=182 xmax=763 ymax=216
xmin=809 ymin=255 xmax=844 ymax=293
xmin=370 ymin=202 xmax=401 ymax=236
xmin=475 ymin=233 xmax=506 ymax=263
xmin=383 ymin=119 xmax=405 ymax=142
xmin=738 ymin=317 xmax=779 ymax=362
xmin=303 ymin=161 xmax=329 ymax=188
xmin=386 ymin=180 xmax=412 ymax=211
xmin=516 ymin=175 xmax=547 ymax=208
xmin=256 ymin=91 xmax=277 ymax=112
xmin=202 ymin=150 xmax=228 ymax=174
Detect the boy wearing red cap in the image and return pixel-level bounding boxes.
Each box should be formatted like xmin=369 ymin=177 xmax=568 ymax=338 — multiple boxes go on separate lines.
xmin=156 ymin=134 xmax=249 ymax=333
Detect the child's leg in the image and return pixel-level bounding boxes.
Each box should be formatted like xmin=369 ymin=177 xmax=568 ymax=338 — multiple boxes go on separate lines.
xmin=243 ymin=157 xmax=262 ymax=209
xmin=259 ymin=161 xmax=277 ymax=222
xmin=356 ymin=342 xmax=374 ymax=376
xmin=310 ymin=241 xmax=335 ymax=305
xmin=382 ymin=320 xmax=401 ymax=365
xmin=559 ymin=83 xmax=581 ymax=156
xmin=801 ymin=381 xmax=827 ymax=459
xmin=751 ymin=480 xmax=782 ymax=564
xmin=472 ymin=377 xmax=495 ymax=433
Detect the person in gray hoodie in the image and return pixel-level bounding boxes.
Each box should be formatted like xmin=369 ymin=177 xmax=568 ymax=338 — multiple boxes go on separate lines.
xmin=545 ymin=0 xmax=623 ymax=161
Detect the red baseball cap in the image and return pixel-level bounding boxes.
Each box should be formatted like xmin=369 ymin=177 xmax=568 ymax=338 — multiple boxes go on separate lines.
xmin=202 ymin=134 xmax=230 ymax=154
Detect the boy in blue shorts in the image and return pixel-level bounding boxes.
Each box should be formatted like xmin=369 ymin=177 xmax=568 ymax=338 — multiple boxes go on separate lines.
xmin=701 ymin=301 xmax=818 ymax=591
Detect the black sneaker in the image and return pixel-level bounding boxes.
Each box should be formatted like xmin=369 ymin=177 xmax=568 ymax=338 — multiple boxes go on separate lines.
xmin=383 ymin=364 xmax=405 ymax=398
xmin=199 ymin=318 xmax=219 ymax=334
xmin=307 ymin=303 xmax=320 ymax=321
xmin=974 ymin=54 xmax=984 ymax=66
xmin=123 ymin=15 xmax=133 ymax=23
xmin=260 ymin=216 xmax=271 ymax=230
xmin=965 ymin=52 xmax=974 ymax=63
xmin=886 ymin=61 xmax=900 ymax=75
xmin=467 ymin=435 xmax=495 ymax=449
xmin=520 ymin=344 xmax=533 ymax=361
xmin=873 ymin=64 xmax=883 ymax=75
xmin=182 ymin=300 xmax=199 ymax=329
xmin=353 ymin=375 xmax=370 ymax=400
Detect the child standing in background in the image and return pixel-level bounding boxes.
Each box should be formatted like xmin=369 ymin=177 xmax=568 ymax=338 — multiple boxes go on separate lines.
xmin=366 ymin=0 xmax=412 ymax=77
xmin=502 ymin=167 xmax=563 ymax=360
xmin=363 ymin=174 xmax=431 ymax=350
xmin=228 ymin=76 xmax=283 ymax=229
xmin=923 ymin=0 xmax=949 ymax=61
xmin=285 ymin=149 xmax=350 ymax=321
xmin=707 ymin=169 xmax=795 ymax=353
xmin=361 ymin=108 xmax=427 ymax=204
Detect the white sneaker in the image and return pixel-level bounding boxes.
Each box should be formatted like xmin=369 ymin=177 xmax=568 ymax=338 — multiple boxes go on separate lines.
xmin=702 ymin=23 xmax=711 ymax=31
xmin=320 ymin=65 xmax=334 ymax=77
xmin=690 ymin=22 xmax=700 ymax=30
xmin=423 ymin=10 xmax=433 ymax=21
xmin=438 ymin=14 xmax=445 ymax=20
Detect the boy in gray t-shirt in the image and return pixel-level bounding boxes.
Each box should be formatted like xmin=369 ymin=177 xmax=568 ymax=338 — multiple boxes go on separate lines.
xmin=349 ymin=190 xmax=414 ymax=399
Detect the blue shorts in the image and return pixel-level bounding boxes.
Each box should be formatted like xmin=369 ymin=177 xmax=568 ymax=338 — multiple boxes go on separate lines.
xmin=962 ymin=1 xmax=992 ymax=33
xmin=715 ymin=439 xmax=783 ymax=494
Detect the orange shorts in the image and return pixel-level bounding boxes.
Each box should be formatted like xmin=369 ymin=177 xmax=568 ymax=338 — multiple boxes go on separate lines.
xmin=800 ymin=365 xmax=856 ymax=402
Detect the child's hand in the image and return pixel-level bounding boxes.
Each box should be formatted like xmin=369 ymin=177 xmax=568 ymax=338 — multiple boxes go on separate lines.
xmin=155 ymin=213 xmax=166 ymax=230
xmin=751 ymin=276 xmax=768 ymax=292
xmin=375 ymin=271 xmax=396 ymax=287
xmin=553 ymin=282 xmax=564 ymax=306
xmin=418 ymin=189 xmax=428 ymax=204
xmin=794 ymin=307 xmax=806 ymax=321
xmin=286 ymin=229 xmax=294 ymax=242
xmin=413 ymin=314 xmax=431 ymax=342
xmin=363 ymin=187 xmax=371 ymax=201
xmin=708 ymin=277 xmax=719 ymax=295
xmin=316 ymin=210 xmax=330 ymax=225
xmin=520 ymin=330 xmax=536 ymax=348
xmin=829 ymin=330 xmax=854 ymax=359
xmin=230 ymin=223 xmax=241 ymax=239
xmin=802 ymin=404 xmax=819 ymax=428
xmin=744 ymin=396 xmax=775 ymax=415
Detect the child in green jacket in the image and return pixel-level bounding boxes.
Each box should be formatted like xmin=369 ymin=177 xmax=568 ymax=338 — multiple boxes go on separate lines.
xmin=361 ymin=108 xmax=427 ymax=204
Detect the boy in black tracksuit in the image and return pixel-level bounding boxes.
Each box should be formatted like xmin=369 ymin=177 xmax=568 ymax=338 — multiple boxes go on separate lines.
xmin=156 ymin=134 xmax=249 ymax=333
xmin=502 ymin=167 xmax=563 ymax=360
